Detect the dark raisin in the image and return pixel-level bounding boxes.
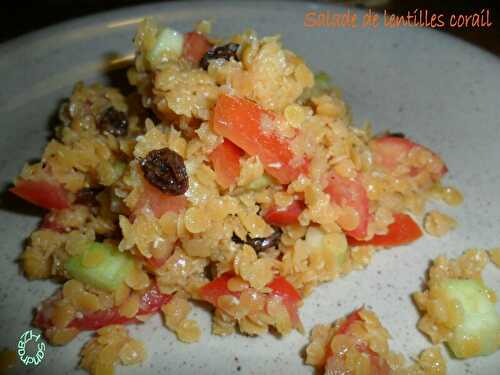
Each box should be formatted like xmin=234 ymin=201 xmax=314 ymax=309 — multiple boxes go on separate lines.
xmin=387 ymin=131 xmax=406 ymax=138
xmin=200 ymin=43 xmax=240 ymax=70
xmin=233 ymin=227 xmax=282 ymax=253
xmin=140 ymin=148 xmax=189 ymax=195
xmin=98 ymin=107 xmax=128 ymax=136
xmin=231 ymin=233 xmax=245 ymax=244
xmin=74 ymin=187 xmax=104 ymax=206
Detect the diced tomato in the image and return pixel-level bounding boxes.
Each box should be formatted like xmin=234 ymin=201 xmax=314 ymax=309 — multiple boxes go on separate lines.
xmin=263 ymin=200 xmax=305 ymax=226
xmin=182 ymin=31 xmax=213 ymax=65
xmin=324 ymin=172 xmax=369 ymax=240
xmin=200 ymin=273 xmax=238 ymax=306
xmin=209 ymin=139 xmax=244 ymax=188
xmin=69 ymin=308 xmax=128 ymax=331
xmin=200 ymin=274 xmax=302 ymax=327
xmin=348 ymin=213 xmax=422 ymax=247
xmin=136 ymin=285 xmax=172 ymax=316
xmin=371 ymin=136 xmax=447 ymax=178
xmin=212 ymin=94 xmax=308 ymax=184
xmin=326 ymin=308 xmax=391 ymax=375
xmin=371 ymin=136 xmax=415 ymax=170
xmin=336 ymin=308 xmax=363 ymax=335
xmin=10 ymin=179 xmax=70 ymax=210
xmin=35 ymin=286 xmax=171 ymax=331
xmin=267 ymin=276 xmax=302 ymax=326
xmin=135 ymin=180 xmax=187 ymax=218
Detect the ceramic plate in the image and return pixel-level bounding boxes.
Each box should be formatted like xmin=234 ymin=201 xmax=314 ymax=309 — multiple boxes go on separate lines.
xmin=0 ymin=1 xmax=499 ymax=374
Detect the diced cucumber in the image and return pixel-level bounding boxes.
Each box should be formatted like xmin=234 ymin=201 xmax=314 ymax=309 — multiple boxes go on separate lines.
xmin=440 ymin=278 xmax=500 ymax=358
xmin=305 ymin=227 xmax=347 ymax=266
xmin=65 ymin=242 xmax=134 ymax=291
xmin=247 ymin=174 xmax=273 ymax=191
xmin=314 ymin=71 xmax=332 ymax=91
xmin=147 ymin=27 xmax=184 ymax=64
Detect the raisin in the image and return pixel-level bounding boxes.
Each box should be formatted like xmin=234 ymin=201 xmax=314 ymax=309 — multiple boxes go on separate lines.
xmin=98 ymin=107 xmax=128 ymax=136
xmin=74 ymin=187 xmax=104 ymax=206
xmin=387 ymin=131 xmax=406 ymax=138
xmin=200 ymin=43 xmax=240 ymax=70
xmin=232 ymin=227 xmax=282 ymax=253
xmin=140 ymin=148 xmax=188 ymax=195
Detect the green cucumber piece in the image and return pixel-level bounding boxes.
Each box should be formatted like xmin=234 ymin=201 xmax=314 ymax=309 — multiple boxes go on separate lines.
xmin=305 ymin=227 xmax=347 ymax=267
xmin=314 ymin=71 xmax=332 ymax=91
xmin=147 ymin=27 xmax=184 ymax=64
xmin=441 ymin=278 xmax=500 ymax=358
xmin=65 ymin=242 xmax=133 ymax=291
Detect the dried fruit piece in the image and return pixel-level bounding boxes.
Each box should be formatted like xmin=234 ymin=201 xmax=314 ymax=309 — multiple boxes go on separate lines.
xmin=200 ymin=43 xmax=240 ymax=70
xmin=246 ymin=228 xmax=282 ymax=253
xmin=75 ymin=187 xmax=104 ymax=206
xmin=98 ymin=107 xmax=128 ymax=136
xmin=140 ymin=148 xmax=188 ymax=195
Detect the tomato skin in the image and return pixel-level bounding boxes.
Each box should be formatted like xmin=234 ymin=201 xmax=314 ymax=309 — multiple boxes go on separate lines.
xmin=34 ymin=286 xmax=171 ymax=330
xmin=326 ymin=308 xmax=391 ymax=375
xmin=135 ymin=180 xmax=187 ymax=218
xmin=200 ymin=273 xmax=302 ymax=327
xmin=371 ymin=136 xmax=415 ymax=170
xmin=212 ymin=94 xmax=308 ymax=184
xmin=336 ymin=308 xmax=363 ymax=335
xmin=324 ymin=172 xmax=369 ymax=240
xmin=35 ymin=286 xmax=171 ymax=331
xmin=209 ymin=139 xmax=244 ymax=188
xmin=263 ymin=200 xmax=305 ymax=226
xmin=267 ymin=276 xmax=301 ymax=304
xmin=267 ymin=276 xmax=302 ymax=326
xmin=200 ymin=273 xmax=239 ymax=306
xmin=10 ymin=179 xmax=70 ymax=210
xmin=371 ymin=136 xmax=447 ymax=178
xmin=182 ymin=31 xmax=212 ymax=65
xmin=348 ymin=213 xmax=422 ymax=247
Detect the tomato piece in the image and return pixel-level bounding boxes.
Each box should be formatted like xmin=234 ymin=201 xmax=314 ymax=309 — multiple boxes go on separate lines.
xmin=336 ymin=308 xmax=363 ymax=335
xmin=200 ymin=274 xmax=302 ymax=328
xmin=348 ymin=213 xmax=422 ymax=247
xmin=182 ymin=31 xmax=212 ymax=65
xmin=209 ymin=139 xmax=244 ymax=188
xmin=70 ymin=286 xmax=171 ymax=330
xmin=35 ymin=286 xmax=171 ymax=331
xmin=213 ymin=94 xmax=308 ymax=184
xmin=326 ymin=309 xmax=391 ymax=375
xmin=324 ymin=172 xmax=369 ymax=240
xmin=371 ymin=136 xmax=415 ymax=170
xmin=267 ymin=276 xmax=301 ymax=304
xmin=135 ymin=180 xmax=187 ymax=218
xmin=10 ymin=179 xmax=70 ymax=210
xmin=371 ymin=136 xmax=447 ymax=178
xmin=136 ymin=285 xmax=172 ymax=315
xmin=267 ymin=276 xmax=302 ymax=326
xmin=263 ymin=200 xmax=305 ymax=226
xmin=200 ymin=273 xmax=238 ymax=306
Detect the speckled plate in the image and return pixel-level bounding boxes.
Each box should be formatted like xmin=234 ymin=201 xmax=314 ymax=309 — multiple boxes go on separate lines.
xmin=0 ymin=1 xmax=499 ymax=374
